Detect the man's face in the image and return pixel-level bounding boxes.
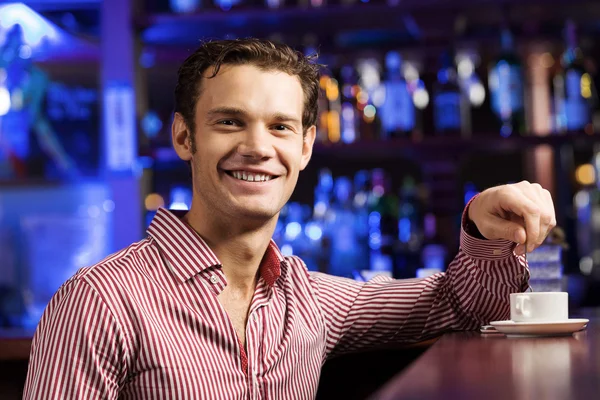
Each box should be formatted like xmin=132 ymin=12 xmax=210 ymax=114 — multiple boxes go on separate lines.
xmin=172 ymin=64 xmax=315 ymax=224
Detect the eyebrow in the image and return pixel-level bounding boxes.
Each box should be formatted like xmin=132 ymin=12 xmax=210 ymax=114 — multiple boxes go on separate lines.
xmin=206 ymin=106 xmax=301 ymax=126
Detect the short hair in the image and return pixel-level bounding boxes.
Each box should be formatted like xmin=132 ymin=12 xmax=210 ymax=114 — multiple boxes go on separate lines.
xmin=174 ymin=38 xmax=321 ymax=152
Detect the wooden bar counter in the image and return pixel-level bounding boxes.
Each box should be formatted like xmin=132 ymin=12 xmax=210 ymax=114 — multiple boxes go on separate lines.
xmin=373 ymin=318 xmax=600 ymax=400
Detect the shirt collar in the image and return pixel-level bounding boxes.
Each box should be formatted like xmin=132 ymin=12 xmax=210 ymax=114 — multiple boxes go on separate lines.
xmin=147 ymin=208 xmax=284 ymax=286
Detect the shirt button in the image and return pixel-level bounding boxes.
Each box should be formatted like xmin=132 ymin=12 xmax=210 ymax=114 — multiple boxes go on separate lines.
xmin=210 ymin=275 xmax=219 ymax=284
xmin=253 ymin=314 xmax=258 ymax=322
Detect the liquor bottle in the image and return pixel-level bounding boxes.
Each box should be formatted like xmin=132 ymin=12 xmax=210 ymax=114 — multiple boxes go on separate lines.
xmin=395 ymin=176 xmax=423 ymax=278
xmin=311 ymin=169 xmax=333 ymax=272
xmin=328 ymin=177 xmax=364 ymax=277
xmin=418 ymin=213 xmax=447 ymax=277
xmin=554 ymin=20 xmax=593 ymax=133
xmin=488 ymin=28 xmax=526 ymax=137
xmin=433 ymin=51 xmax=467 ymax=136
xmin=356 ymin=58 xmax=383 ymax=141
xmin=379 ymin=51 xmax=416 ymax=139
xmin=282 ymin=203 xmax=315 ymax=269
xmin=369 ymin=169 xmax=398 ymax=275
xmin=340 ymin=65 xmax=360 ymax=144
xmin=352 ymin=170 xmax=371 ymax=272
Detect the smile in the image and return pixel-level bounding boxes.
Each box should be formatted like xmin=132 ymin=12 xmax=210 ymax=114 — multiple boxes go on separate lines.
xmin=225 ymin=170 xmax=277 ymax=182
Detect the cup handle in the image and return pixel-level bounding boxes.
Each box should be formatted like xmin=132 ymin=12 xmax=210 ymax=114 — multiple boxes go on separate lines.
xmin=515 ymin=296 xmax=530 ymax=317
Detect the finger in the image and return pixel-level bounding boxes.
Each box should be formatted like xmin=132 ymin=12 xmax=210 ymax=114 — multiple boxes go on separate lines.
xmin=528 ymin=185 xmax=556 ymax=250
xmin=508 ymin=214 xmax=527 ymax=255
xmin=499 ymin=187 xmax=540 ymax=253
xmin=541 ymin=187 xmax=557 ymax=233
xmin=529 ymin=184 xmax=552 ymax=249
xmin=479 ymin=214 xmax=526 ymax=244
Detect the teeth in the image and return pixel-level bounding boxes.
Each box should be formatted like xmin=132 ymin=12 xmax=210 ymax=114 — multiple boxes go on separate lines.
xmin=230 ymin=171 xmax=273 ymax=182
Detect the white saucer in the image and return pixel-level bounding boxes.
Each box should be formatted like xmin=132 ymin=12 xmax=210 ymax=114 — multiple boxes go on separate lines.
xmin=489 ymin=319 xmax=589 ymax=337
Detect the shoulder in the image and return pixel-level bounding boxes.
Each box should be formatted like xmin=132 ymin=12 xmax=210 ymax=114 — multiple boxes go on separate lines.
xmin=62 ymin=237 xmax=157 ymax=312
xmin=44 ymin=237 xmax=157 ymax=333
xmin=74 ymin=237 xmax=154 ymax=283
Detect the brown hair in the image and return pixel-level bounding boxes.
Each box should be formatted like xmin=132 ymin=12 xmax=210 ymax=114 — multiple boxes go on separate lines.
xmin=174 ymin=38 xmax=321 ymax=152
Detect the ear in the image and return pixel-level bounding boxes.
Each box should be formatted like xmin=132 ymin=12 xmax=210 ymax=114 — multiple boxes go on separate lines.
xmin=300 ymin=125 xmax=316 ymax=171
xmin=172 ymin=112 xmax=193 ymax=161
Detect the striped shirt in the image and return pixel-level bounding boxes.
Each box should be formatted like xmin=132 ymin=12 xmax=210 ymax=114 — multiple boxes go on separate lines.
xmin=24 ymin=207 xmax=528 ymax=399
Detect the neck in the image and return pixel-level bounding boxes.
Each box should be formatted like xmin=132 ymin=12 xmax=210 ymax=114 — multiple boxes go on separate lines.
xmin=183 ymin=199 xmax=278 ymax=293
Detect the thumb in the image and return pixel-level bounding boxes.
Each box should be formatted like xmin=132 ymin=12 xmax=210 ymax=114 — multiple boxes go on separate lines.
xmin=478 ymin=214 xmax=526 ymax=243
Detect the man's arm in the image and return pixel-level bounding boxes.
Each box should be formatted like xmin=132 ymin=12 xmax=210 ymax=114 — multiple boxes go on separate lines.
xmin=23 ymin=278 xmax=129 ymax=399
xmin=307 ymin=213 xmax=528 ymax=358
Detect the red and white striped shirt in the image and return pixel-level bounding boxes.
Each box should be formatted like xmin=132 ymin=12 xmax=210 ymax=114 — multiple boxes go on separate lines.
xmin=24 ymin=207 xmax=528 ymax=399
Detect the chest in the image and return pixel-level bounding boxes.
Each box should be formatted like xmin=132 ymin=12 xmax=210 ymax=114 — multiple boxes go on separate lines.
xmin=124 ymin=281 xmax=327 ymax=399
xmin=218 ymin=289 xmax=253 ymax=346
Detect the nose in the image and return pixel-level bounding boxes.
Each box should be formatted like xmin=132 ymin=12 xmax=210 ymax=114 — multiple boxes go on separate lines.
xmin=236 ymin=124 xmax=276 ymax=161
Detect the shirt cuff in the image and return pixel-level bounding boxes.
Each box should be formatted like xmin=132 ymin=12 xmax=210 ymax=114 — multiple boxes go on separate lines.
xmin=461 ymin=194 xmax=517 ymax=260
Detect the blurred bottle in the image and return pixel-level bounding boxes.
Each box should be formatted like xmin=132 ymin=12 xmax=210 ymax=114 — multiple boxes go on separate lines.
xmin=574 ymin=151 xmax=600 ymax=278
xmin=395 ymin=176 xmax=423 ymax=278
xmin=340 ymin=65 xmax=360 ymax=144
xmin=356 ymin=58 xmax=383 ymax=141
xmin=553 ymin=20 xmax=595 ymax=133
xmin=369 ymin=169 xmax=398 ymax=274
xmin=418 ymin=213 xmax=447 ymax=278
xmin=380 ymin=51 xmax=416 ymax=139
xmin=320 ymin=71 xmax=342 ymax=144
xmin=353 ymin=170 xmax=372 ymax=271
xmin=312 ymin=169 xmax=334 ymax=272
xmin=433 ymin=51 xmax=467 ymax=137
xmin=488 ymin=28 xmax=526 ymax=137
xmin=328 ymin=177 xmax=364 ymax=277
xmin=281 ymin=203 xmax=316 ymax=269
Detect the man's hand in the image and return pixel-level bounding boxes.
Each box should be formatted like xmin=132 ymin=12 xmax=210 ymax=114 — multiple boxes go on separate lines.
xmin=468 ymin=181 xmax=557 ymax=256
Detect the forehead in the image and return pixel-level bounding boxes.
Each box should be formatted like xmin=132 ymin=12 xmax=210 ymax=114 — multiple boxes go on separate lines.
xmin=195 ymin=64 xmax=304 ymax=118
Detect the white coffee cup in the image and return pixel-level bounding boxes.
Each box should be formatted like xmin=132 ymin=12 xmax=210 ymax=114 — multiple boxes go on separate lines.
xmin=509 ymin=292 xmax=569 ymax=322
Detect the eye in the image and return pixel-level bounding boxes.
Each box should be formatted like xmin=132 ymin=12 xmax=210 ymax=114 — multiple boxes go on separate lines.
xmin=272 ymin=124 xmax=292 ymax=131
xmin=218 ymin=119 xmax=239 ymax=126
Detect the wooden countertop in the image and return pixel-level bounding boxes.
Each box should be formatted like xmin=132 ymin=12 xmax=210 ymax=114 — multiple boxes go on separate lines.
xmin=372 ymin=319 xmax=600 ymax=400
xmin=0 ymin=329 xmax=34 ymax=361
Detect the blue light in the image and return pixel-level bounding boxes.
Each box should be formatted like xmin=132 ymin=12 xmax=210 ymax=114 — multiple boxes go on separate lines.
xmin=305 ymin=223 xmax=323 ymax=241
xmin=369 ymin=231 xmax=381 ymax=249
xmin=368 ymin=211 xmax=381 ymax=227
xmin=0 ymin=3 xmax=59 ymax=47
xmin=399 ymin=217 xmax=411 ymax=243
xmin=141 ymin=111 xmax=163 ymax=138
xmin=139 ymin=50 xmax=156 ymax=69
xmin=464 ymin=182 xmax=479 ymax=206
xmin=500 ymin=124 xmax=512 ymax=137
xmin=281 ymin=244 xmax=293 ymax=256
xmin=285 ymin=222 xmax=302 ymax=241
xmin=169 ymin=202 xmax=189 ymax=211
xmin=169 ymin=186 xmax=191 ymax=210
xmin=437 ymin=69 xmax=449 ymax=84
xmin=170 ymin=0 xmax=200 ymax=13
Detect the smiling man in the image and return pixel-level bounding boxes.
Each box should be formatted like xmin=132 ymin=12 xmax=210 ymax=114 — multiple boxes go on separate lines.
xmin=24 ymin=39 xmax=556 ymax=399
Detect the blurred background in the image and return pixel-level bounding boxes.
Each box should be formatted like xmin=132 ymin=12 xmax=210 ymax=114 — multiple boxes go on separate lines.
xmin=0 ymin=0 xmax=600 ymax=330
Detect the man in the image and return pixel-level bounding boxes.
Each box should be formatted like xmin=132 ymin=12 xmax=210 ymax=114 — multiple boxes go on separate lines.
xmin=24 ymin=39 xmax=555 ymax=399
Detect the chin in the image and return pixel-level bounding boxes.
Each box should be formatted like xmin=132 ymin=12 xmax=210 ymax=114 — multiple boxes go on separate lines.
xmin=236 ymin=206 xmax=278 ymax=221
